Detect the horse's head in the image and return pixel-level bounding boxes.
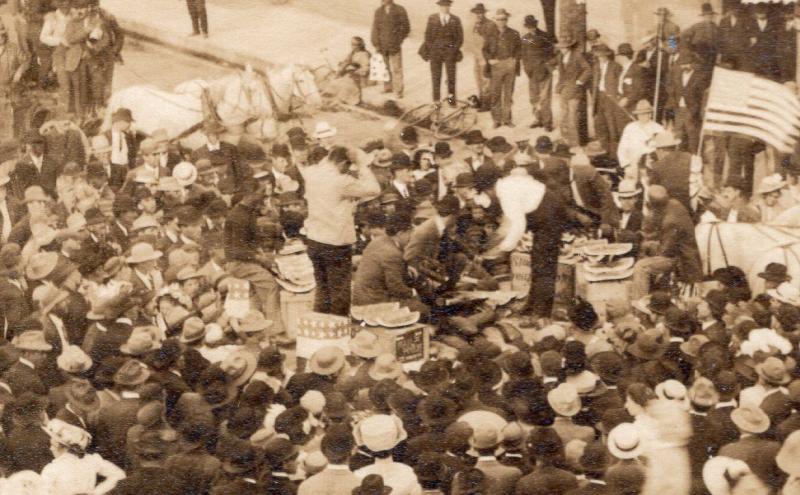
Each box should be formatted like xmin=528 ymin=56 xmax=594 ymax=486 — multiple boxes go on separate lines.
xmin=215 ymin=67 xmax=273 ymax=124
xmin=290 ymin=66 xmax=322 ymax=109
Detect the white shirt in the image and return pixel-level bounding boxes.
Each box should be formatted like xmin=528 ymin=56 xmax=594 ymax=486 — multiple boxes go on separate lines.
xmin=680 ymin=70 xmax=693 ymax=107
xmin=618 ymin=61 xmax=633 ymax=94
xmin=0 ymin=199 xmax=11 ymax=243
xmin=620 ymin=211 xmax=631 ymax=229
xmin=39 ymin=9 xmax=69 ymax=47
xmin=31 ymin=154 xmax=43 ymax=174
xmin=356 ymin=458 xmax=422 ymax=495
xmin=598 ymin=62 xmax=608 ymax=92
xmin=207 ymin=142 xmax=221 ymax=152
xmin=41 ymin=453 xmax=126 ymax=495
xmin=393 ymin=180 xmax=410 ymax=199
xmin=110 ymin=131 xmax=129 ymax=166
xmin=440 ymin=14 xmax=449 ymax=26
xmin=434 ymin=215 xmax=446 ymax=236
xmin=757 ymin=18 xmax=767 ymax=31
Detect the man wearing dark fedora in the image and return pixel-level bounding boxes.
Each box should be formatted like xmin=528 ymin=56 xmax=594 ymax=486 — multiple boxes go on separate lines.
xmin=682 ymin=3 xmax=720 ymax=73
xmin=591 ymin=43 xmax=623 ymax=155
xmin=371 ymin=0 xmax=411 ymax=99
xmin=463 ymin=130 xmax=501 ymax=193
xmin=419 ymin=0 xmax=464 ymax=105
xmin=465 ymin=3 xmax=497 ymax=111
xmin=554 ymin=33 xmax=591 ymax=147
xmin=521 ymin=14 xmax=555 ymax=130
xmin=482 ymin=8 xmax=520 ymax=128
xmin=758 ymin=263 xmax=791 ymax=291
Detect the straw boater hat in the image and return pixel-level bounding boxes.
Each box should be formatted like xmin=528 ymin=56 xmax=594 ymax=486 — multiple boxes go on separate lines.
xmin=23 ymin=185 xmax=51 ymax=204
xmin=313 ymin=121 xmax=338 ymax=140
xmin=131 ymin=215 xmax=160 ymax=233
xmin=309 ymin=346 xmax=346 ymax=376
xmin=180 ymin=317 xmax=206 ymax=344
xmin=172 ymin=162 xmax=198 ymax=187
xmin=607 ymin=423 xmax=644 ymax=459
xmin=90 ymin=135 xmax=112 ymax=155
xmin=57 ymin=345 xmax=92 ymax=374
xmin=757 ymin=174 xmax=786 ymax=195
xmin=755 ymin=356 xmax=790 ymax=385
xmin=731 ymin=405 xmax=770 ymax=434
xmin=768 ymin=282 xmax=800 ymax=306
xmin=126 ymin=243 xmax=163 ymax=264
xmin=353 ymin=414 xmax=408 ymax=453
xmin=703 ymin=456 xmax=759 ymax=495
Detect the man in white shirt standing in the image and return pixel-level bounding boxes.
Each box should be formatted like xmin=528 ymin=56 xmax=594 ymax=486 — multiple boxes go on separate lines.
xmin=302 ymin=146 xmax=379 ymax=316
xmin=617 ymin=99 xmax=664 ymax=181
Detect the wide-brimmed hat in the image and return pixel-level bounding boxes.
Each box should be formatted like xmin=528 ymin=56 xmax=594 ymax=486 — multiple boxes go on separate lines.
xmin=655 ymin=379 xmax=688 ymax=403
xmin=777 ymin=430 xmax=800 ymax=476
xmin=44 ymin=418 xmax=92 ymax=451
xmin=688 ymin=377 xmax=719 ymax=408
xmin=120 ymin=331 xmax=161 ymax=356
xmin=756 ymin=356 xmax=791 ymax=385
xmin=57 ymin=345 xmax=92 ymax=373
xmin=758 ymin=263 xmax=791 ymax=283
xmin=436 ymin=0 xmax=452 ymax=5
xmin=352 ymin=474 xmax=393 ymax=495
xmin=647 ymin=291 xmax=674 ymax=315
xmin=680 ymin=334 xmax=710 ymax=359
xmin=12 ymin=330 xmax=52 ymax=352
xmin=593 ymin=43 xmax=614 ymax=56
xmin=547 ymin=383 xmax=581 ymax=416
xmin=131 ymin=215 xmax=160 ymax=232
xmin=313 ymin=121 xmax=338 ymax=140
xmin=632 ymin=99 xmax=653 ymax=115
xmin=454 ymin=172 xmax=475 ymax=189
xmin=354 ymin=414 xmax=407 ymax=452
xmin=523 ymin=14 xmax=538 ymax=27
xmin=368 ymin=353 xmax=403 ymax=381
xmin=731 ymin=405 xmax=770 ymax=434
xmin=486 ymin=136 xmax=513 ymax=153
xmin=652 ymin=130 xmax=682 ymax=149
xmin=627 ymin=328 xmax=666 ymax=360
xmin=703 ymin=456 xmax=757 ymax=495
xmin=768 ymin=282 xmax=800 ymax=306
xmin=493 ymin=8 xmax=510 ymax=20
xmin=23 ymin=185 xmax=51 ymax=204
xmin=468 ymin=422 xmax=501 ymax=452
xmin=172 ymin=162 xmax=197 ymax=187
xmin=463 ymin=129 xmax=486 ymax=145
xmin=616 ymin=179 xmax=642 ymax=198
xmin=418 ymin=395 xmax=458 ymax=427
xmin=434 ymin=142 xmax=452 ymax=158
xmin=231 ymin=309 xmax=274 ymax=335
xmin=607 ymin=423 xmax=644 ymax=459
xmin=126 ymin=243 xmax=163 ymax=264
xmin=25 ymin=251 xmax=59 ymax=282
xmin=113 ymin=359 xmax=151 ymax=386
xmin=556 ymin=34 xmax=577 ymax=48
xmin=180 ymin=317 xmax=206 ymax=344
xmin=757 ymin=174 xmax=786 ymax=195
xmin=350 ymin=330 xmax=382 ymax=359
xmin=221 ymin=349 xmax=258 ymax=386
xmin=700 ymin=2 xmax=717 ymax=16
xmin=65 ymin=379 xmax=101 ymax=413
xmin=470 ymin=3 xmax=486 ymax=14
xmin=410 ymin=360 xmax=450 ymax=390
xmin=309 ymin=346 xmax=346 ymax=376
xmin=157 ymin=176 xmax=183 ymax=192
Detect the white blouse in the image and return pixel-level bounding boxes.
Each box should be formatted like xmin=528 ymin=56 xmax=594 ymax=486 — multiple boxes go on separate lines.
xmin=40 ymin=453 xmax=125 ymax=495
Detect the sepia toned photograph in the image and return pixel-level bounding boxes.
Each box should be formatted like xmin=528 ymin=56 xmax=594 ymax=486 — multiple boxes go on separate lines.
xmin=0 ymin=0 xmax=800 ymax=493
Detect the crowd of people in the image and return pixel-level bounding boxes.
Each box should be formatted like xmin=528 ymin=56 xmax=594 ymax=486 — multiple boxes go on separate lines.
xmin=1 ymin=0 xmax=800 ymax=494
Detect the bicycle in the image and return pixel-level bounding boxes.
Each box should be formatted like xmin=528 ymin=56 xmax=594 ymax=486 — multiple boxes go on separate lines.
xmin=399 ymin=95 xmax=479 ymax=140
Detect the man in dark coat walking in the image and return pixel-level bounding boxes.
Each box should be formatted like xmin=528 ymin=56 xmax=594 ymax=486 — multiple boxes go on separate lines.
xmin=371 ymin=0 xmax=410 ymax=98
xmin=420 ymin=0 xmax=463 ymax=103
xmin=520 ymin=15 xmax=555 ymax=130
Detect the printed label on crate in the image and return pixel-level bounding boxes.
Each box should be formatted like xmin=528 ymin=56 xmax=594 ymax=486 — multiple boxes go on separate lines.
xmin=511 ymin=252 xmax=531 ymax=292
xmin=395 ymin=327 xmax=424 ymax=362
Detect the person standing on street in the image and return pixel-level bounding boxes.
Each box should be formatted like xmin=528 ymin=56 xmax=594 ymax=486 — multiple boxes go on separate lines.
xmin=520 ymin=14 xmax=554 ymax=130
xmin=185 ymin=0 xmax=208 ymax=38
xmin=591 ymin=44 xmax=623 ymax=156
xmin=0 ymin=19 xmax=28 ymax=141
xmin=682 ymin=3 xmax=720 ymax=75
xmin=554 ymin=33 xmax=590 ymax=148
xmin=302 ymin=146 xmax=380 ymax=316
xmin=464 ymin=3 xmax=496 ymax=111
xmin=40 ymin=0 xmax=70 ymax=113
xmin=419 ymin=0 xmax=463 ymax=105
xmin=483 ymin=9 xmax=520 ymax=129
xmin=371 ymin=0 xmax=410 ymax=99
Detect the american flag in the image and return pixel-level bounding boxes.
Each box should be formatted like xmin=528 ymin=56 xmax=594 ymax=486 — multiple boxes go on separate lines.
xmin=703 ymin=67 xmax=800 ymax=153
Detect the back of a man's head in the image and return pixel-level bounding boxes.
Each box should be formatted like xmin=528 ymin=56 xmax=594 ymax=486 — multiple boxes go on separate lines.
xmin=320 ymin=424 xmax=354 ymax=465
xmin=647 ymin=185 xmax=669 ymax=209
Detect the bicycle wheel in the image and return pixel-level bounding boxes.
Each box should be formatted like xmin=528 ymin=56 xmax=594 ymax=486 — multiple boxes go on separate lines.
xmin=434 ymin=108 xmax=477 ymax=140
xmin=400 ymin=103 xmax=438 ymax=130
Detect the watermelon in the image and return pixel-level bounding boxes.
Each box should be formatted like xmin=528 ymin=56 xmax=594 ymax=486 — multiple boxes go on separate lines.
xmin=376 ymin=311 xmax=420 ymax=328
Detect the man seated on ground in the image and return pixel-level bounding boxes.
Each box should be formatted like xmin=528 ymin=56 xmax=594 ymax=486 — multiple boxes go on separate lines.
xmin=352 ymin=210 xmax=429 ymax=315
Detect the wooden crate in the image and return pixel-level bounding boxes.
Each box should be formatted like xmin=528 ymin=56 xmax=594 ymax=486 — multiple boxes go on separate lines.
xmin=574 ymin=263 xmax=632 ymax=321
xmin=352 ymin=323 xmax=431 ymax=365
xmin=280 ymin=290 xmax=315 ymax=339
xmin=510 ymin=252 xmax=575 ymax=307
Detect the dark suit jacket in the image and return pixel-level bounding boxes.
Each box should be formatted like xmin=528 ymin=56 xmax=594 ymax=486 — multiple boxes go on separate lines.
xmin=654 ymin=199 xmax=704 ymax=283
xmin=103 ymin=130 xmax=139 ymax=168
xmin=666 ymin=68 xmax=709 ymax=122
xmin=750 ymin=19 xmax=782 ymax=80
xmin=592 ymin=60 xmax=622 ymax=102
xmin=5 ymin=424 xmax=53 ymax=473
xmin=719 ymin=14 xmax=754 ymax=68
xmin=95 ymin=395 xmax=142 ymax=469
xmin=421 ymin=13 xmax=463 ymax=61
xmin=12 ymin=153 xmax=61 ymax=199
xmin=555 ymin=165 xmax=619 ymax=228
xmin=521 ymin=29 xmax=555 ymax=81
xmin=618 ymin=62 xmax=646 ymax=111
xmin=353 ymin=235 xmax=414 ymax=306
xmin=465 ymin=156 xmax=503 ymax=193
xmin=556 ymin=48 xmax=591 ymax=101
xmin=634 ymin=47 xmax=669 ymax=106
xmin=191 ymin=143 xmax=250 ymax=187
xmin=2 ymin=360 xmax=46 ymax=396
xmin=649 ymin=151 xmax=692 ymax=214
xmin=719 ymin=436 xmax=784 ymax=490
xmin=0 ymin=275 xmax=31 ymax=339
xmin=404 ymin=216 xmax=443 ymax=265
xmin=371 ymin=2 xmax=410 ymax=55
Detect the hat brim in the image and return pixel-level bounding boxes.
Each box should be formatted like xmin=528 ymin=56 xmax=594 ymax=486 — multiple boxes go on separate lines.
xmin=767 ymin=289 xmax=800 ymax=306
xmin=755 ymin=365 xmax=791 ymax=385
xmin=180 ymin=332 xmax=205 ymax=344
xmin=175 ymin=173 xmax=198 ymax=187
xmin=626 ymin=342 xmax=665 ymax=360
xmin=126 ymin=251 xmax=164 ymax=264
xmin=757 ymin=272 xmax=790 ymax=283
xmin=556 ymin=40 xmax=577 ymax=48
xmin=368 ymin=363 xmax=403 ymax=381
xmin=310 ymin=353 xmax=345 ymax=376
xmin=758 ymin=184 xmax=786 ymax=195
xmin=608 ymin=438 xmax=643 ymax=459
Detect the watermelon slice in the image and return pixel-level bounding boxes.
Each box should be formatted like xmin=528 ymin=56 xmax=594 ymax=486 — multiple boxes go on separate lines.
xmin=376 ymin=311 xmax=420 ymax=328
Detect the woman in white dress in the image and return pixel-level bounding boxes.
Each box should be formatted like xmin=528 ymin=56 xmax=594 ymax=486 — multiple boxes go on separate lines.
xmin=39 ymin=418 xmax=126 ymax=495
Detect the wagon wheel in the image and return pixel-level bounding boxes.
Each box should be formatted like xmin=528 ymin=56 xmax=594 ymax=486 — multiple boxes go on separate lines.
xmin=400 ymin=103 xmax=439 ymax=130
xmin=434 ymin=108 xmax=477 ymax=140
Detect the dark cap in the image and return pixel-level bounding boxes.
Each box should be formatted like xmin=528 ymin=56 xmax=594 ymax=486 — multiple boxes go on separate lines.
xmin=390 ymin=153 xmax=412 ymax=171
xmin=434 ymin=142 xmax=452 ymax=158
xmin=524 ymin=14 xmax=538 ymax=27
xmin=535 ymin=135 xmax=553 ymax=153
xmin=617 ymin=43 xmax=634 ymax=58
xmin=400 ymin=126 xmax=418 ymax=144
xmin=454 ymin=173 xmax=475 ymax=189
xmin=486 ymin=136 xmax=513 ymax=153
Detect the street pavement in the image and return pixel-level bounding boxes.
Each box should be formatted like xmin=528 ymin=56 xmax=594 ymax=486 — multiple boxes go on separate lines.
xmin=102 ymin=0 xmax=555 ymax=143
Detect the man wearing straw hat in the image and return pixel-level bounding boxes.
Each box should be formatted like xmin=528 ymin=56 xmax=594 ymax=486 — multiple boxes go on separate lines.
xmin=617 ymin=99 xmax=664 ymax=181
xmin=754 ymin=174 xmax=787 ymax=223
xmin=482 ymin=8 xmax=520 ymax=129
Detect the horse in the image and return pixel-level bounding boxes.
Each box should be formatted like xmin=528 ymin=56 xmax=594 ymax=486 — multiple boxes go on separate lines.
xmin=104 ymin=64 xmax=321 ymax=149
xmin=695 ymin=220 xmax=800 ymax=293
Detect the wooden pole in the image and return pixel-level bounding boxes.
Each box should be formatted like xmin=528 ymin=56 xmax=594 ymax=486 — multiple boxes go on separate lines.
xmin=796 ymin=4 xmax=800 ymax=87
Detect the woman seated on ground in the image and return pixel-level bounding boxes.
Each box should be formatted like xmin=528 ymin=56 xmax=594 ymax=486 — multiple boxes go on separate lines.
xmin=338 ymin=36 xmax=372 ymax=104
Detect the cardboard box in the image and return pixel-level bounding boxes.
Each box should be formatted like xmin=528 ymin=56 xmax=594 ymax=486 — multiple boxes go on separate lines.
xmin=353 ymin=323 xmax=431 ymax=364
xmin=574 ymin=263 xmax=632 ymax=320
